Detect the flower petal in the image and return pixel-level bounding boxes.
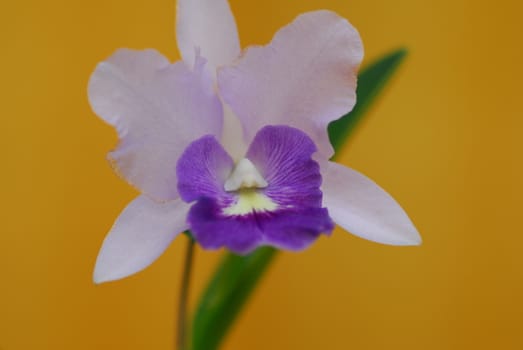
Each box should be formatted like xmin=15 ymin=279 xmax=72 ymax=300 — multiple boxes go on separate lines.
xmin=260 ymin=208 xmax=333 ymax=251
xmin=218 ymin=10 xmax=363 ymax=159
xmin=88 ymin=49 xmax=223 ymax=200
xmin=93 ymin=195 xmax=190 ymax=283
xmin=247 ymin=125 xmax=324 ymax=209
xmin=247 ymin=125 xmax=334 ymax=250
xmin=187 ymin=197 xmax=263 ymax=254
xmin=176 ymin=0 xmax=240 ymax=73
xmin=178 ymin=126 xmax=333 ymax=254
xmin=187 ymin=198 xmax=332 ymax=254
xmin=321 ymin=161 xmax=421 ymax=245
xmin=176 ymin=135 xmax=234 ymax=203
xmin=176 ymin=135 xmax=261 ymax=253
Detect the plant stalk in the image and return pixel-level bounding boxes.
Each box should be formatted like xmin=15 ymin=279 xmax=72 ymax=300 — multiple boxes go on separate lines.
xmin=177 ymin=236 xmax=195 ymax=350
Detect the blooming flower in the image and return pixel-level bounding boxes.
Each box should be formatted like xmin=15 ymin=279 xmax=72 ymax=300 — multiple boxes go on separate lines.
xmin=89 ymin=0 xmax=421 ymax=283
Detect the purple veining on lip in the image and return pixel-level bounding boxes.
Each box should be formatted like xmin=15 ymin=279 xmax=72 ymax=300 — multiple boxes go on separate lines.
xmin=176 ymin=134 xmax=235 ymax=204
xmin=176 ymin=125 xmax=334 ymax=254
xmin=247 ymin=125 xmax=324 ymax=209
xmin=187 ymin=197 xmax=263 ymax=253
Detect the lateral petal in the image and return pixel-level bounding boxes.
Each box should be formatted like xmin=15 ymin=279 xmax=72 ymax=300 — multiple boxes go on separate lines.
xmin=93 ymin=195 xmax=190 ymax=283
xmin=321 ymin=161 xmax=421 ymax=245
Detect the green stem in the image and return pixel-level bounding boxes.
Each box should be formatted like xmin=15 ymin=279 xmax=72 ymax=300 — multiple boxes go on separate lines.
xmin=177 ymin=236 xmax=195 ymax=350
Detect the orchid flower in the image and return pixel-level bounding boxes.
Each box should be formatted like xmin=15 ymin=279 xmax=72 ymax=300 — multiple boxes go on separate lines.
xmin=88 ymin=0 xmax=421 ymax=284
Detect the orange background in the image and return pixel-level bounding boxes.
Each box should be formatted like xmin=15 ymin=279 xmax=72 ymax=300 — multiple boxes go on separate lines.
xmin=3 ymin=0 xmax=522 ymax=349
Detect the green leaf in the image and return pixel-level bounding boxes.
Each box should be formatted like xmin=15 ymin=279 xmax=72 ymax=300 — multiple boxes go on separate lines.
xmin=191 ymin=247 xmax=277 ymax=350
xmin=191 ymin=48 xmax=408 ymax=350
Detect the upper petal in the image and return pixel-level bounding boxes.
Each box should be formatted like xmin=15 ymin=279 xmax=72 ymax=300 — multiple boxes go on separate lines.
xmin=321 ymin=161 xmax=421 ymax=245
xmin=88 ymin=49 xmax=223 ymax=200
xmin=93 ymin=195 xmax=190 ymax=283
xmin=218 ymin=10 xmax=363 ymax=159
xmin=176 ymin=0 xmax=240 ymax=73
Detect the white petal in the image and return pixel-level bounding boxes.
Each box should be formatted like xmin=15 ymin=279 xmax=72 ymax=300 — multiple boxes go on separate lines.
xmin=88 ymin=49 xmax=223 ymax=200
xmin=93 ymin=195 xmax=190 ymax=283
xmin=176 ymin=0 xmax=240 ymax=73
xmin=321 ymin=161 xmax=421 ymax=245
xmin=218 ymin=10 xmax=363 ymax=159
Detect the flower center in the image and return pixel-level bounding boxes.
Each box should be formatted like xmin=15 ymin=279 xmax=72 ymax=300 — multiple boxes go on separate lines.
xmin=222 ymin=158 xmax=276 ymax=216
xmin=222 ymin=188 xmax=277 ymax=216
xmin=224 ymin=158 xmax=268 ymax=192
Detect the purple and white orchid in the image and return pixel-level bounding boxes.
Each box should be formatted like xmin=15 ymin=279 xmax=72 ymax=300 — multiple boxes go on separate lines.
xmin=89 ymin=0 xmax=421 ymax=283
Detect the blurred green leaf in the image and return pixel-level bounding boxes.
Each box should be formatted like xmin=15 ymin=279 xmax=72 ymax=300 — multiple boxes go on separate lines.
xmin=191 ymin=247 xmax=276 ymax=350
xmin=328 ymin=48 xmax=407 ymax=150
xmin=191 ymin=48 xmax=408 ymax=350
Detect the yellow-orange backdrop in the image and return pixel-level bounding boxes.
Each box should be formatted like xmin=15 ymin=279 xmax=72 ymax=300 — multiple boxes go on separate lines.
xmin=2 ymin=0 xmax=522 ymax=349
